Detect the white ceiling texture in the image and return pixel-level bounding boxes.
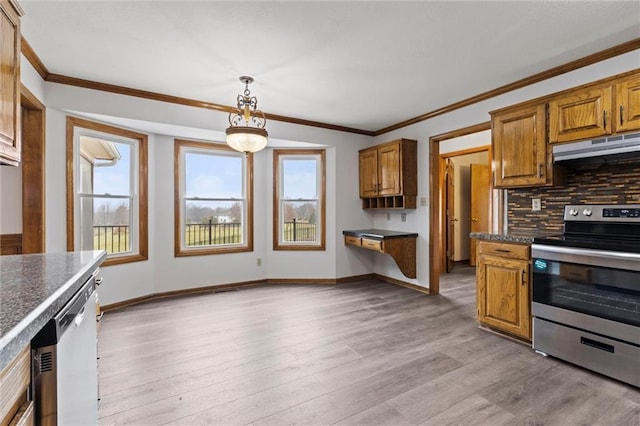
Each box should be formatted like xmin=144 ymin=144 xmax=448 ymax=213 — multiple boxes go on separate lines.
xmin=19 ymin=1 xmax=640 ymax=134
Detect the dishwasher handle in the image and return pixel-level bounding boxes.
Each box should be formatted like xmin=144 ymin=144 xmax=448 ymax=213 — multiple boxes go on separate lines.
xmin=74 ymin=306 xmax=87 ymax=326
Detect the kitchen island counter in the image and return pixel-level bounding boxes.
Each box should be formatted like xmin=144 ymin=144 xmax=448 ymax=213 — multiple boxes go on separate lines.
xmin=0 ymin=251 xmax=106 ymax=371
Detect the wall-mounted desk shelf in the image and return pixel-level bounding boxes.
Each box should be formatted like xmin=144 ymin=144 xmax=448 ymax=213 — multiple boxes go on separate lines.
xmin=343 ymin=229 xmax=418 ymax=278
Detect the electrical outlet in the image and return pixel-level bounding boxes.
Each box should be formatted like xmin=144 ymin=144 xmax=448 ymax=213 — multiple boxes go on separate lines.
xmin=257 ymin=258 xmax=262 ymax=266
xmin=420 ymin=197 xmax=427 ymax=207
xmin=401 ymin=213 xmax=407 ymax=222
xmin=532 ymin=198 xmax=541 ymax=211
xmin=386 ymin=213 xmax=391 ymax=221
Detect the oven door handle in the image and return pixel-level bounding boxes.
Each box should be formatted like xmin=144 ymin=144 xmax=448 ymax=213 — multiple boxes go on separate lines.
xmin=532 ymin=244 xmax=640 ymax=271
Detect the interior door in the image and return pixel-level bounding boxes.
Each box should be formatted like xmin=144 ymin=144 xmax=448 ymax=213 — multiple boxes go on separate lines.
xmin=445 ymin=159 xmax=456 ymax=273
xmin=470 ymin=163 xmax=490 ymax=266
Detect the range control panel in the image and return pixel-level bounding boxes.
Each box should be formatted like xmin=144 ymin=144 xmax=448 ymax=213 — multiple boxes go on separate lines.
xmin=564 ymin=204 xmax=640 ymax=222
xmin=603 ymin=208 xmax=640 ymax=218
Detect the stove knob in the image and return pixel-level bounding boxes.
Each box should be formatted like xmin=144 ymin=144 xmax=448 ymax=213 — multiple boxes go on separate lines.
xmin=583 ymin=209 xmax=592 ymax=217
xmin=569 ymin=209 xmax=579 ymax=216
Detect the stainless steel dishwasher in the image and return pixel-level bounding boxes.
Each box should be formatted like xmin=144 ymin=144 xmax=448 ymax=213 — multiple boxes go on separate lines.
xmin=32 ymin=271 xmax=99 ymax=425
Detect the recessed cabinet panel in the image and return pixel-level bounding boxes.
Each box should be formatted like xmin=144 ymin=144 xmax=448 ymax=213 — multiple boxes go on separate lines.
xmin=0 ymin=1 xmax=21 ymax=166
xmin=501 ymin=115 xmax=536 ymax=179
xmin=492 ymin=104 xmax=548 ymax=188
xmin=377 ymin=142 xmax=401 ymax=196
xmin=549 ymin=85 xmax=612 ymax=143
xmin=358 ymin=148 xmax=378 ymax=198
xmin=616 ymin=75 xmax=640 ymax=133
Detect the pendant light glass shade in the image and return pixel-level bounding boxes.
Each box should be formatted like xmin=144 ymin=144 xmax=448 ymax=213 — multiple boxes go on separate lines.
xmin=225 ymin=76 xmax=268 ymax=154
xmin=225 ymin=126 xmax=268 ymax=153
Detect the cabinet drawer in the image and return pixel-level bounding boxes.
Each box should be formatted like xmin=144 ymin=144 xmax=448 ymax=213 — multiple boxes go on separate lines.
xmin=478 ymin=241 xmax=529 ymax=260
xmin=9 ymin=401 xmax=33 ymax=426
xmin=361 ymin=238 xmax=383 ymax=252
xmin=0 ymin=346 xmax=30 ymax=425
xmin=344 ymin=236 xmax=362 ymax=246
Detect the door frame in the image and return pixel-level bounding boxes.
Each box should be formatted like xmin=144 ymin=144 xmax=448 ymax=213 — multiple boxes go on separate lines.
xmin=20 ymin=84 xmax=46 ymax=253
xmin=429 ymin=122 xmax=493 ymax=294
xmin=439 ymin=146 xmax=490 ymax=272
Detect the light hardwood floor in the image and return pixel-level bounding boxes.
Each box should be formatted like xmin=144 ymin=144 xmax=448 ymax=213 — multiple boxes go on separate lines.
xmin=97 ymin=265 xmax=640 ymax=425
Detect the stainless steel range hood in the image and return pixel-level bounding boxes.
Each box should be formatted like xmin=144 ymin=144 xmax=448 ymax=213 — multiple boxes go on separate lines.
xmin=553 ymin=132 xmax=640 ymax=164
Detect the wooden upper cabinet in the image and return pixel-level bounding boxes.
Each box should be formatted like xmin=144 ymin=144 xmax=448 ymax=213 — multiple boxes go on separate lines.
xmin=492 ymin=103 xmax=550 ymax=188
xmin=377 ymin=141 xmax=401 ymax=196
xmin=358 ymin=148 xmax=378 ymax=197
xmin=358 ymin=139 xmax=417 ymax=209
xmin=549 ymin=84 xmax=612 ymax=143
xmin=615 ymin=74 xmax=640 ymax=133
xmin=0 ymin=0 xmax=21 ymax=166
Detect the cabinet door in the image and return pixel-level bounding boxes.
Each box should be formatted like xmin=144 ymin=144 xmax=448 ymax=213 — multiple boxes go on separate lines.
xmin=492 ymin=104 xmax=547 ymax=188
xmin=359 ymin=148 xmax=378 ymax=197
xmin=549 ymin=85 xmax=612 ymax=143
xmin=377 ymin=141 xmax=401 ymax=196
xmin=477 ymin=255 xmax=531 ymax=340
xmin=0 ymin=1 xmax=20 ymax=166
xmin=615 ymin=75 xmax=640 ymax=133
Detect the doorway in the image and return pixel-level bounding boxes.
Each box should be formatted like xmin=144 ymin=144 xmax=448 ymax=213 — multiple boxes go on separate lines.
xmin=440 ymin=147 xmax=490 ymax=273
xmin=428 ymin=122 xmax=503 ymax=294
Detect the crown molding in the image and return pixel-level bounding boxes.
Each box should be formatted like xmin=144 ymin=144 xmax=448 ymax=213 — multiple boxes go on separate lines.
xmin=373 ymin=37 xmax=640 ymax=136
xmin=21 ymin=36 xmax=640 ymax=137
xmin=21 ymin=37 xmax=49 ymax=79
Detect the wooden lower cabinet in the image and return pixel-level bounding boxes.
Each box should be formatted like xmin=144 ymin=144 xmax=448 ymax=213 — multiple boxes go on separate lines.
xmin=476 ymin=241 xmax=531 ymax=341
xmin=0 ymin=345 xmax=33 ymax=426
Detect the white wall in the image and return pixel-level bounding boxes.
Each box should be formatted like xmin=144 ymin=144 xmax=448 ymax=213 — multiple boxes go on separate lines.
xmin=17 ymin=48 xmax=640 ymax=303
xmin=370 ymin=49 xmax=639 ymax=286
xmin=0 ymin=57 xmax=46 ymax=236
xmin=30 ymin=80 xmax=373 ymax=304
xmin=0 ymin=163 xmax=22 ymax=234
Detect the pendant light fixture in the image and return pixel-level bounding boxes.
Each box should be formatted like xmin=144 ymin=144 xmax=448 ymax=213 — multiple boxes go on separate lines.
xmin=225 ymin=76 xmax=268 ymax=154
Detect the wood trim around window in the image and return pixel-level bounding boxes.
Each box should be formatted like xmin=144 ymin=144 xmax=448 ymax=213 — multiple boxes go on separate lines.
xmin=272 ymin=149 xmax=326 ymax=251
xmin=173 ymin=139 xmax=254 ymax=257
xmin=66 ymin=116 xmax=148 ymax=266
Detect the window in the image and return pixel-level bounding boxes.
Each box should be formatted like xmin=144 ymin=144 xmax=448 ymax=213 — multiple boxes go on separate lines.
xmin=66 ymin=117 xmax=148 ymax=266
xmin=273 ymin=149 xmax=325 ymax=250
xmin=174 ymin=139 xmax=253 ymax=256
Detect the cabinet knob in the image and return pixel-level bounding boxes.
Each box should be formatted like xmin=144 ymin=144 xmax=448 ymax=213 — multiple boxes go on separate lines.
xmin=471 ymin=218 xmax=479 ymax=222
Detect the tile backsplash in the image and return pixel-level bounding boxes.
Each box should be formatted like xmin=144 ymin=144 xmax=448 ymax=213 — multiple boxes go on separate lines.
xmin=507 ymin=158 xmax=640 ymax=233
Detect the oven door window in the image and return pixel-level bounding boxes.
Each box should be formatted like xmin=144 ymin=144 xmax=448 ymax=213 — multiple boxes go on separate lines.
xmin=532 ymin=259 xmax=640 ymax=327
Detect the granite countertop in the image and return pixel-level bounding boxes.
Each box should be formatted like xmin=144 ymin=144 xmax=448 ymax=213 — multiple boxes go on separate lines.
xmin=343 ymin=229 xmax=419 ymax=240
xmin=0 ymin=250 xmax=106 ymax=371
xmin=470 ymin=231 xmax=558 ymax=244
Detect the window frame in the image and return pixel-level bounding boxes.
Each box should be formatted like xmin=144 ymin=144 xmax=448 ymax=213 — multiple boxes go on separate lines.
xmin=174 ymin=139 xmax=254 ymax=257
xmin=66 ymin=116 xmax=148 ymax=266
xmin=273 ymin=149 xmax=326 ymax=251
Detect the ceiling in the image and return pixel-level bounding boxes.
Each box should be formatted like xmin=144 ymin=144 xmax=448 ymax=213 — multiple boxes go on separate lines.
xmin=19 ymin=1 xmax=640 ymax=134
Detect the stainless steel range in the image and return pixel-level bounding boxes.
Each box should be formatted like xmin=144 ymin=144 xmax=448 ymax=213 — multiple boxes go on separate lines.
xmin=532 ymin=204 xmax=640 ymax=388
